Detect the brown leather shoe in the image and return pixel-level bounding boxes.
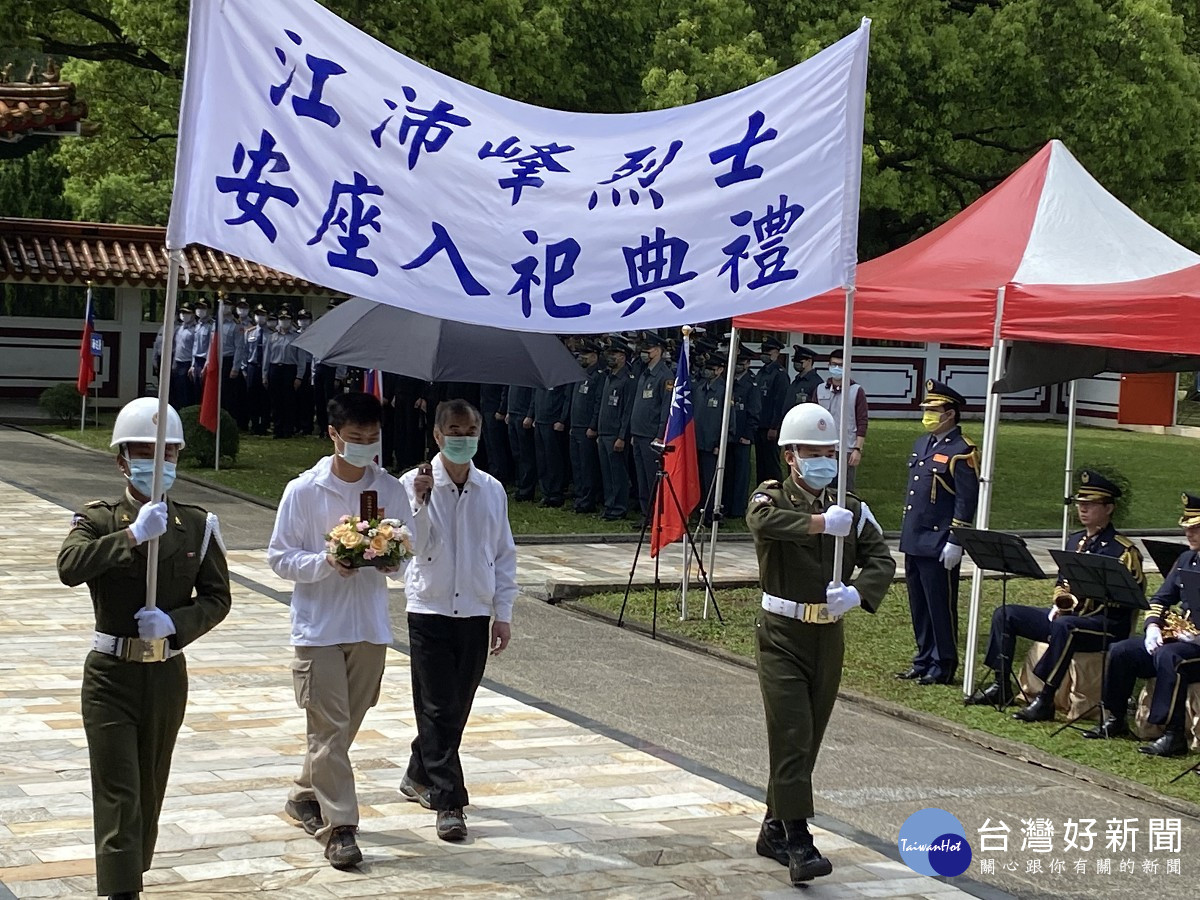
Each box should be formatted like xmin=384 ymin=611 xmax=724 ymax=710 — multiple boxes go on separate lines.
xmin=324 ymin=825 xmax=363 ymax=870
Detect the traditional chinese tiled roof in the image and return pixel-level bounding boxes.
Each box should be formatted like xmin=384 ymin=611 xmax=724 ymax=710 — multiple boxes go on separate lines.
xmin=0 ymin=80 xmax=88 ymax=140
xmin=0 ymin=218 xmax=332 ymax=295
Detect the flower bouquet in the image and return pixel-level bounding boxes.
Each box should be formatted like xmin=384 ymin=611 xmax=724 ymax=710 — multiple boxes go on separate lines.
xmin=326 ymin=515 xmax=414 ymax=569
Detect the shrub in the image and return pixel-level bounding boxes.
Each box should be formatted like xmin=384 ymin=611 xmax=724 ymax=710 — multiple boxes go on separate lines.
xmin=39 ymin=383 xmax=82 ymax=424
xmin=178 ymin=405 xmax=240 ymax=467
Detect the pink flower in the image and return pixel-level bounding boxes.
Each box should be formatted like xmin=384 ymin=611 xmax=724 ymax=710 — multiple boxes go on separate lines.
xmin=339 ymin=514 xmax=352 ymax=524
xmin=364 ymin=548 xmax=378 ymax=560
xmin=356 ymin=520 xmax=369 ymax=533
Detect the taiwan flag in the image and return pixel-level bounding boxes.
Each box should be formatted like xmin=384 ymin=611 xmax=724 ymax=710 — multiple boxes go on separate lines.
xmin=198 ymin=303 xmax=222 ymax=432
xmin=363 ymin=368 xmax=384 ymax=402
xmin=76 ymin=285 xmax=95 ymax=395
xmin=651 ymin=338 xmax=700 ymax=557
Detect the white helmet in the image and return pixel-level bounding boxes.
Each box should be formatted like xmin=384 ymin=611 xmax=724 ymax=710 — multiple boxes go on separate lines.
xmin=778 ymin=403 xmax=838 ymax=448
xmin=110 ymin=398 xmax=186 ymax=448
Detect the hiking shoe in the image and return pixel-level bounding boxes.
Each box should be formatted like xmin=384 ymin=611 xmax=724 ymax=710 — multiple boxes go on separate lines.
xmin=754 ymin=815 xmax=788 ymax=866
xmin=324 ymin=825 xmax=363 ymax=870
xmin=399 ymin=774 xmax=432 ymax=809
xmin=283 ymin=798 xmax=323 ymax=836
xmin=436 ymin=808 xmax=468 ymax=842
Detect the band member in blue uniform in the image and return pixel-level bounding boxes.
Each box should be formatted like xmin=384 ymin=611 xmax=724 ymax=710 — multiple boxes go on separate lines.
xmin=1082 ymin=492 xmax=1200 ymax=756
xmin=967 ymin=470 xmax=1146 ymax=718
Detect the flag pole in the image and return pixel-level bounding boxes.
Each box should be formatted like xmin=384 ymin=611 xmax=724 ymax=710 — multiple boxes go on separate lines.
xmin=145 ymin=250 xmax=184 ymax=611
xmin=832 ymin=284 xmax=855 ymax=582
xmin=678 ymin=326 xmax=692 ymax=621
xmin=214 ymin=291 xmax=223 ymax=471
xmin=79 ymin=282 xmax=93 ymax=432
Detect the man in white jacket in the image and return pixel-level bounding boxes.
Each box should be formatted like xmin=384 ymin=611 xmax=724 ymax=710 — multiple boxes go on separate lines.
xmin=398 ymin=398 xmax=518 ymax=842
xmin=268 ymin=392 xmax=431 ymax=870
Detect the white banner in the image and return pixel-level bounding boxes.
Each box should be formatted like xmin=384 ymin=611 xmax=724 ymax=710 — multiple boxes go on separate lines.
xmin=168 ymin=0 xmax=869 ymax=333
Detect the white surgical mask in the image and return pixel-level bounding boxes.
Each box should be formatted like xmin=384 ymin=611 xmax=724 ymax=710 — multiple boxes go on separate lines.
xmin=255 ymin=314 xmax=267 ymax=325
xmin=336 ymin=432 xmax=380 ymax=468
xmin=795 ymin=456 xmax=838 ymax=490
xmin=236 ymin=306 xmax=250 ymax=317
xmin=196 ymin=309 xmax=209 ymax=320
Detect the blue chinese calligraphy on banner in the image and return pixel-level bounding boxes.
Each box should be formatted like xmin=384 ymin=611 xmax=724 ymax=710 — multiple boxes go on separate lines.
xmin=169 ymin=0 xmax=870 ymax=333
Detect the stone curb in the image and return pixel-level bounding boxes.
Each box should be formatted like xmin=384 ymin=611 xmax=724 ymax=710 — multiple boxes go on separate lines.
xmin=561 ymin=600 xmax=1200 ymax=821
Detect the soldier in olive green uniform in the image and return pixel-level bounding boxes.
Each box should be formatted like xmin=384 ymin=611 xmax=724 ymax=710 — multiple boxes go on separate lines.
xmin=57 ymin=398 xmax=231 ymax=900
xmin=746 ymin=403 xmax=895 ymax=886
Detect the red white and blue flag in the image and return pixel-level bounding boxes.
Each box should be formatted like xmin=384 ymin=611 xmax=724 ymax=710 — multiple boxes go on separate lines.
xmin=76 ymin=285 xmax=95 ymax=396
xmin=363 ymin=368 xmax=384 ymax=402
xmin=651 ymin=338 xmax=700 ymax=557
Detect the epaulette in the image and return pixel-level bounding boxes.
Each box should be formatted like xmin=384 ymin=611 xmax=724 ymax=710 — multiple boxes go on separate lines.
xmin=961 ymin=434 xmax=978 ymax=449
xmin=1114 ymin=533 xmax=1137 ymax=549
xmin=84 ymin=499 xmax=112 ymax=508
xmin=758 ymin=479 xmax=783 ymax=490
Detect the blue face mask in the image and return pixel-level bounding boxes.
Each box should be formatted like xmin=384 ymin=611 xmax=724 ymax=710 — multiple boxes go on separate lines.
xmin=126 ymin=457 xmax=176 ymax=497
xmin=797 ymin=456 xmax=838 ymax=490
xmin=441 ymin=436 xmax=479 ymax=465
xmin=828 ymin=365 xmax=844 ymax=379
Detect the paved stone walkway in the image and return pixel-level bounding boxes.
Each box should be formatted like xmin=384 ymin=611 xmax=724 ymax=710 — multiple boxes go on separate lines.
xmin=0 ymin=480 xmax=969 ymax=899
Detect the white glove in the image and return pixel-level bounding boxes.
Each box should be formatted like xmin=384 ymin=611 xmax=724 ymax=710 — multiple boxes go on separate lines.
xmin=135 ymin=607 xmax=176 ymax=640
xmin=1145 ymin=624 xmax=1164 ymax=655
xmin=1047 ymin=606 xmax=1060 ymax=622
xmin=1178 ymin=632 xmax=1198 ymax=645
xmin=822 ymin=505 xmax=853 ymax=537
xmin=825 ymin=581 xmax=862 ymax=618
xmin=939 ymin=542 xmax=964 ymax=571
xmin=128 ymin=501 xmax=168 ymax=545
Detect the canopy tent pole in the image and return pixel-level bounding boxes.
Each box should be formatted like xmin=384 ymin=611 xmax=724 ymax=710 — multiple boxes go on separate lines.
xmin=145 ymin=250 xmax=184 ymax=610
xmin=1061 ymin=380 xmax=1078 ymax=549
xmin=704 ymin=329 xmax=740 ymax=620
xmin=831 ymin=284 xmax=855 ymax=581
xmin=962 ymin=286 xmax=1007 ymax=697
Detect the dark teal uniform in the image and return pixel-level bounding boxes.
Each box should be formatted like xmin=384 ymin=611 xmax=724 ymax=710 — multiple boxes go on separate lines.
xmin=593 ymin=363 xmax=636 ymax=519
xmin=747 ymin=480 xmax=895 ymax=820
xmin=630 ymin=358 xmax=673 ymax=519
xmin=753 ymin=360 xmax=789 ymax=483
xmin=58 ymin=495 xmax=231 ymax=896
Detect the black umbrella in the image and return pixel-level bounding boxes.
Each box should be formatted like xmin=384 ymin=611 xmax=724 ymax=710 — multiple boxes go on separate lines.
xmin=294 ymin=297 xmax=585 ymax=388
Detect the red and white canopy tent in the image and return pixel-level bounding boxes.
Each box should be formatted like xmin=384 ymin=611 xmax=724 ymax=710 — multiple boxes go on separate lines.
xmin=737 ymin=138 xmax=1200 ymax=694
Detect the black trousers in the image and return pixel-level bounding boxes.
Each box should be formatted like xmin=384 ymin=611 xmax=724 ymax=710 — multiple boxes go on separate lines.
xmin=169 ymin=361 xmax=191 ymax=411
xmin=597 ymin=436 xmax=629 ymax=518
xmin=220 ymin=356 xmax=246 ymax=429
xmin=295 ymin=378 xmax=314 ymax=435
xmin=405 ymin=613 xmax=491 ymax=810
xmin=699 ymin=447 xmax=720 ymax=523
xmin=314 ymin=364 xmax=337 ymax=434
xmin=534 ymin=423 xmax=568 ymax=504
xmin=82 ymin=652 xmax=187 ymax=895
xmin=632 ymin=435 xmax=658 ymax=518
xmin=245 ymin=363 xmax=268 ymax=434
xmin=905 ymin=554 xmax=961 ymax=681
xmin=569 ymin=428 xmax=600 ymax=512
xmin=508 ymin=419 xmax=537 ymax=500
xmin=482 ymin=412 xmax=513 ymax=485
xmin=267 ymin=363 xmax=297 ymax=438
xmin=985 ymin=605 xmax=1127 ymax=692
xmin=753 ymin=427 xmax=782 ymax=485
xmin=1105 ymin=637 xmax=1200 ymax=729
xmin=722 ymin=441 xmax=752 ymax=518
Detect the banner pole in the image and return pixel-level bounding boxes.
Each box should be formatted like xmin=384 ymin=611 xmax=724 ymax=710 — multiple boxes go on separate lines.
xmin=145 ymin=251 xmax=183 ymax=611
xmin=831 ymin=284 xmax=855 ymax=582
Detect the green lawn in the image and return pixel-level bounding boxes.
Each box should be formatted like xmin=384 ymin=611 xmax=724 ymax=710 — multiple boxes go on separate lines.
xmin=46 ymin=415 xmax=1196 ymax=532
xmin=572 ymin=575 xmax=1200 ymax=803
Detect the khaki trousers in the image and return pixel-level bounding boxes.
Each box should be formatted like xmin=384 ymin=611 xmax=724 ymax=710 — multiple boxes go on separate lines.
xmin=756 ymin=611 xmax=844 ymax=821
xmin=288 ymin=642 xmax=387 ymax=843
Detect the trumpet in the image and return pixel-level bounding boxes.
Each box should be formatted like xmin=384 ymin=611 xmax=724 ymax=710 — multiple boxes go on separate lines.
xmin=1162 ymin=609 xmax=1200 ymax=642
xmin=1053 ymin=582 xmax=1078 ymax=611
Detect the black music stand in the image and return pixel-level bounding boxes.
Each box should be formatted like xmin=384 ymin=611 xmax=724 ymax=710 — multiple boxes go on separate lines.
xmin=1048 ymin=549 xmax=1148 ymax=737
xmin=953 ymin=528 xmax=1047 ymax=710
xmin=1143 ymin=539 xmax=1190 ymax=579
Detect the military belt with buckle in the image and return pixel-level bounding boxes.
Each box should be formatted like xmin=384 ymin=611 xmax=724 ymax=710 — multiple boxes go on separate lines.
xmin=761 ymin=592 xmax=840 ymax=624
xmin=92 ymin=631 xmax=180 ymax=663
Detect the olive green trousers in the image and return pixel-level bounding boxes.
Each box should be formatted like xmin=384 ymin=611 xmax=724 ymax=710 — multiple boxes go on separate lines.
xmin=755 ymin=610 xmax=844 ymax=821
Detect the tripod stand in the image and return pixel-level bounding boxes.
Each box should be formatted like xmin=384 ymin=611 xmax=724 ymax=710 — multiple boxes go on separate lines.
xmin=1048 ymin=550 xmax=1148 ymax=738
xmin=954 ymin=528 xmax=1047 ymax=710
xmin=618 ymin=444 xmax=723 ymax=638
